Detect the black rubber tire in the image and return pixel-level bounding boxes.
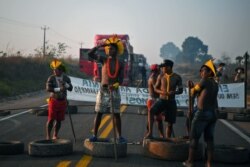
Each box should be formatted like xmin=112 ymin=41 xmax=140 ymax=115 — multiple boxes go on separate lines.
xmin=0 ymin=111 xmax=11 ymax=116
xmin=233 ymin=113 xmax=250 ymax=122
xmin=83 ymin=138 xmax=127 ymax=158
xmin=143 ymin=137 xmax=203 ymax=161
xmin=28 ymin=139 xmax=73 ymax=157
xmin=213 ymin=145 xmax=249 ymax=164
xmin=217 ymin=111 xmax=227 ymax=119
xmin=30 ymin=108 xmax=48 ymax=116
xmin=0 ymin=141 xmax=24 ymax=155
xmin=66 ymin=105 xmax=78 ymax=114
xmin=176 ymin=110 xmax=184 ymax=117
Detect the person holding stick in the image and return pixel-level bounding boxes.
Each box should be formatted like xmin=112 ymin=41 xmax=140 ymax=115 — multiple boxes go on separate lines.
xmin=88 ymin=35 xmax=126 ymax=143
xmin=46 ymin=59 xmax=73 ymax=140
xmin=183 ymin=60 xmax=219 ymax=167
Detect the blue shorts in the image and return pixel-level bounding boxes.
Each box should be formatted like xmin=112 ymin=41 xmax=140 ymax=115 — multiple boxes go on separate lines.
xmin=190 ymin=109 xmax=217 ymax=141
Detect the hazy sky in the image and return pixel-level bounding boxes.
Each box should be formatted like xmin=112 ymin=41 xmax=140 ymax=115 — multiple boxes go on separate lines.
xmin=0 ymin=0 xmax=249 ymax=64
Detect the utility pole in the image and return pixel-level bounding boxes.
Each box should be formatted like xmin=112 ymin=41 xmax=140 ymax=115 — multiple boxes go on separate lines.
xmin=80 ymin=42 xmax=84 ymax=48
xmin=41 ymin=26 xmax=49 ymax=57
xmin=244 ymin=52 xmax=249 ymax=110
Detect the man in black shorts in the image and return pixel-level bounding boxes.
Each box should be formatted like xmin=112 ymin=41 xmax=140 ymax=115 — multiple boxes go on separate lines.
xmin=145 ymin=59 xmax=183 ymax=138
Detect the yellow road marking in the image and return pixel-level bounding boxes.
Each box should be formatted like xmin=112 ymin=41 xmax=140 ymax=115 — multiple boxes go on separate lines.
xmin=99 ymin=120 xmax=113 ymax=138
xmin=90 ymin=115 xmax=111 ymax=133
xmin=56 ymin=105 xmax=127 ymax=167
xmin=75 ymin=155 xmax=92 ymax=167
xmin=120 ymin=105 xmax=127 ymax=113
xmin=56 ymin=161 xmax=71 ymax=167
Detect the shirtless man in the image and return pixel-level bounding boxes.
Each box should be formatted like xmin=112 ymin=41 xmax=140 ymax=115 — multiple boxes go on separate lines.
xmin=183 ymin=60 xmax=218 ymax=167
xmin=88 ymin=36 xmax=126 ymax=143
xmin=146 ymin=64 xmax=164 ymax=138
xmin=145 ymin=59 xmax=183 ymax=138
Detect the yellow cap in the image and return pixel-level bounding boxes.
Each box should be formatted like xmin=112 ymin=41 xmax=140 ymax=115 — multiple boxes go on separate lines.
xmin=104 ymin=35 xmax=124 ymax=56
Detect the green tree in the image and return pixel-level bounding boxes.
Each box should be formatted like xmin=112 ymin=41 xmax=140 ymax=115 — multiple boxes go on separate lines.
xmin=34 ymin=42 xmax=68 ymax=58
xmin=181 ymin=36 xmax=209 ymax=64
xmin=160 ymin=42 xmax=180 ymax=61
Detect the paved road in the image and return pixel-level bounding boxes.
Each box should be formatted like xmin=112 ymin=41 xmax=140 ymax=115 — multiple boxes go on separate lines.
xmin=0 ymin=95 xmax=250 ymax=167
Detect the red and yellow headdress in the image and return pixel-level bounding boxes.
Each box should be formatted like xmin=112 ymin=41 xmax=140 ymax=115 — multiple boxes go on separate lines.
xmin=104 ymin=35 xmax=124 ymax=56
xmin=50 ymin=59 xmax=66 ymax=72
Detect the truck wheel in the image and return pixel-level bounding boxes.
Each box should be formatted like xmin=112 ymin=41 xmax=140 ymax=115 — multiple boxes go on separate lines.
xmin=83 ymin=138 xmax=127 ymax=158
xmin=213 ymin=145 xmax=249 ymax=164
xmin=0 ymin=141 xmax=24 ymax=155
xmin=143 ymin=137 xmax=203 ymax=161
xmin=0 ymin=111 xmax=11 ymax=116
xmin=28 ymin=139 xmax=73 ymax=156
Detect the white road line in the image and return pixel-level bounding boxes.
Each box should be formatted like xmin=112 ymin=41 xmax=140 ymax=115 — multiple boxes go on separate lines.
xmin=219 ymin=119 xmax=250 ymax=144
xmin=0 ymin=104 xmax=47 ymax=122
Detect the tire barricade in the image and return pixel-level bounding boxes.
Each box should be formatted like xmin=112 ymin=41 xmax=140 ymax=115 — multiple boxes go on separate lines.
xmin=83 ymin=138 xmax=127 ymax=158
xmin=28 ymin=139 xmax=73 ymax=157
xmin=217 ymin=110 xmax=228 ymax=119
xmin=233 ymin=113 xmax=250 ymax=122
xmin=0 ymin=111 xmax=11 ymax=116
xmin=143 ymin=137 xmax=203 ymax=161
xmin=213 ymin=145 xmax=249 ymax=164
xmin=0 ymin=141 xmax=24 ymax=155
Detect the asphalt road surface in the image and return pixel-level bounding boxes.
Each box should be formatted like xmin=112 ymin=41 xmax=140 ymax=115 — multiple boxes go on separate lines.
xmin=0 ymin=93 xmax=250 ymax=167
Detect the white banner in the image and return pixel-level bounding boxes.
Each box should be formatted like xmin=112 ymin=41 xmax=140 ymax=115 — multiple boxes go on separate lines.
xmin=67 ymin=76 xmax=245 ymax=108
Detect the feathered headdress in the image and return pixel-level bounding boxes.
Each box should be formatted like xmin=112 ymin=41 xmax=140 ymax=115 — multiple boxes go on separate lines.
xmin=104 ymin=35 xmax=124 ymax=56
xmin=50 ymin=59 xmax=66 ymax=72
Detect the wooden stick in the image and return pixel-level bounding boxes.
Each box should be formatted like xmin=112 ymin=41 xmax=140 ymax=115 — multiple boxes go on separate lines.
xmin=110 ymin=88 xmax=118 ymax=161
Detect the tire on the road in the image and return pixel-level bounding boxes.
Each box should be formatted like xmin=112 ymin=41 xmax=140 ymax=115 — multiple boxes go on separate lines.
xmin=0 ymin=141 xmax=24 ymax=155
xmin=28 ymin=139 xmax=73 ymax=157
xmin=233 ymin=113 xmax=250 ymax=122
xmin=30 ymin=108 xmax=48 ymax=116
xmin=217 ymin=111 xmax=228 ymax=119
xmin=143 ymin=137 xmax=203 ymax=161
xmin=83 ymin=138 xmax=127 ymax=158
xmin=66 ymin=105 xmax=78 ymax=114
xmin=0 ymin=111 xmax=11 ymax=116
xmin=176 ymin=110 xmax=184 ymax=117
xmin=213 ymin=145 xmax=249 ymax=164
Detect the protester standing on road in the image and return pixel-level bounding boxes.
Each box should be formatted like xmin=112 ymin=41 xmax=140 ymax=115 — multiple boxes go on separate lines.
xmin=146 ymin=64 xmax=164 ymax=138
xmin=145 ymin=59 xmax=183 ymax=138
xmin=88 ymin=35 xmax=126 ymax=143
xmin=183 ymin=60 xmax=218 ymax=167
xmin=46 ymin=59 xmax=73 ymax=140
